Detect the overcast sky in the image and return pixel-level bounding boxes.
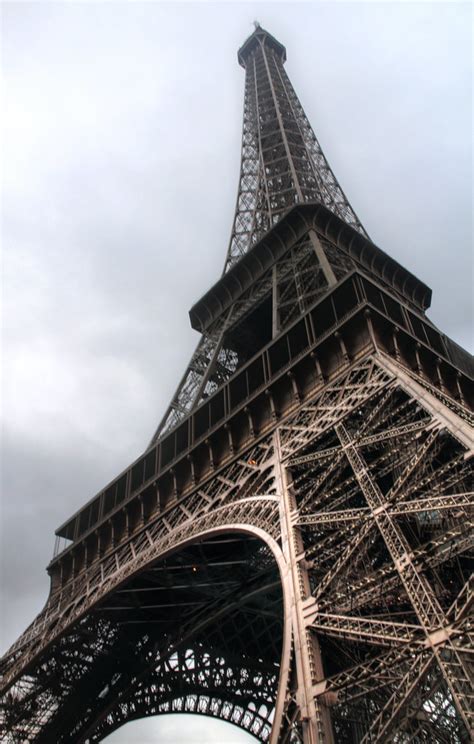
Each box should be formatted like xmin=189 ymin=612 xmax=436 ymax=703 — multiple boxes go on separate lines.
xmin=1 ymin=2 xmax=472 ymax=742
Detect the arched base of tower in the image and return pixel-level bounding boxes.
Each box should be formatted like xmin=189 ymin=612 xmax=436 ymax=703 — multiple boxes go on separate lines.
xmin=2 ymin=355 xmax=472 ymax=744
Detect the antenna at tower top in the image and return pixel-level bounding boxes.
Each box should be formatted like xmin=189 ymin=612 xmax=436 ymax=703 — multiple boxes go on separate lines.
xmin=253 ymin=20 xmax=261 ymax=30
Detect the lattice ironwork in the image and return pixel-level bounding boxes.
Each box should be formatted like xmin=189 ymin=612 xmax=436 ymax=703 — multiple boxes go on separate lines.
xmin=151 ymin=24 xmax=368 ymax=442
xmin=225 ymin=24 xmax=367 ymax=272
xmin=1 ymin=23 xmax=472 ymax=744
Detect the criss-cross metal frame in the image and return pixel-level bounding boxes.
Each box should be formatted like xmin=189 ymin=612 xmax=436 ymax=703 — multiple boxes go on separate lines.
xmin=1 ymin=24 xmax=472 ymax=744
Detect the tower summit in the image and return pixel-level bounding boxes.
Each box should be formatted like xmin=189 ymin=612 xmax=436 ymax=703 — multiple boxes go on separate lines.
xmin=1 ymin=26 xmax=473 ymax=744
xmin=238 ymin=23 xmax=287 ymax=66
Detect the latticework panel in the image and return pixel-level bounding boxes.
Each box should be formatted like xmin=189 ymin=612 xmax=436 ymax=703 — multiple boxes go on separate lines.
xmin=276 ymin=234 xmax=329 ymax=332
xmin=2 ymin=356 xmax=472 ymax=742
xmin=278 ymin=359 xmax=473 ymax=743
xmin=224 ymin=26 xmax=367 ymax=271
xmin=151 ymin=225 xmax=360 ymax=442
xmin=153 ymin=266 xmax=275 ymax=438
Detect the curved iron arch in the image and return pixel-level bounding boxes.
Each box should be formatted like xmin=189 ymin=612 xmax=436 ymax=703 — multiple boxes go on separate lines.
xmin=9 ymin=512 xmax=293 ymax=744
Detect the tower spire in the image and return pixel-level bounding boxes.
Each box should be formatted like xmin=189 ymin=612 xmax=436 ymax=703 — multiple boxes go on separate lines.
xmin=225 ymin=25 xmax=366 ymax=272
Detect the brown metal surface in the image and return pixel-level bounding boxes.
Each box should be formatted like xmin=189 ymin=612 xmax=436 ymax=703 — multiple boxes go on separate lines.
xmin=1 ymin=24 xmax=473 ymax=744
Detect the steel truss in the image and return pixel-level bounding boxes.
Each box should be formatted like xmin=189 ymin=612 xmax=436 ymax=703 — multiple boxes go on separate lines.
xmin=151 ymin=23 xmax=369 ymax=441
xmin=1 ymin=23 xmax=473 ymax=744
xmin=2 ymin=355 xmax=472 ymax=741
xmin=225 ymin=24 xmax=367 ymax=272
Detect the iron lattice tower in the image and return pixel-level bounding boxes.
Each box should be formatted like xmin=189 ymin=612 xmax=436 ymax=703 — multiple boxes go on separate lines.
xmin=1 ymin=25 xmax=473 ymax=744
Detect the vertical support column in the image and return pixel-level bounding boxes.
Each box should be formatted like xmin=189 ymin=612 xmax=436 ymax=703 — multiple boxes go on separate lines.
xmin=260 ymin=40 xmax=303 ymax=203
xmin=308 ymin=230 xmax=337 ymax=287
xmin=455 ymin=373 xmax=466 ymax=407
xmin=435 ymin=358 xmax=446 ymax=394
xmin=272 ymin=264 xmax=279 ymax=338
xmin=273 ymin=430 xmax=334 ymax=744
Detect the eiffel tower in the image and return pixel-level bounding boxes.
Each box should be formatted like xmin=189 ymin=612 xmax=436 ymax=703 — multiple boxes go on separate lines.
xmin=1 ymin=24 xmax=473 ymax=744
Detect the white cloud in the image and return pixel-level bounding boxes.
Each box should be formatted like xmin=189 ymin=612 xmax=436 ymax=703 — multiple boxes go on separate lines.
xmin=105 ymin=714 xmax=257 ymax=742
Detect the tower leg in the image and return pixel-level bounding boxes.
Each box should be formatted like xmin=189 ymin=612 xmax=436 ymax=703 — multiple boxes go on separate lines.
xmin=274 ymin=431 xmax=335 ymax=744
